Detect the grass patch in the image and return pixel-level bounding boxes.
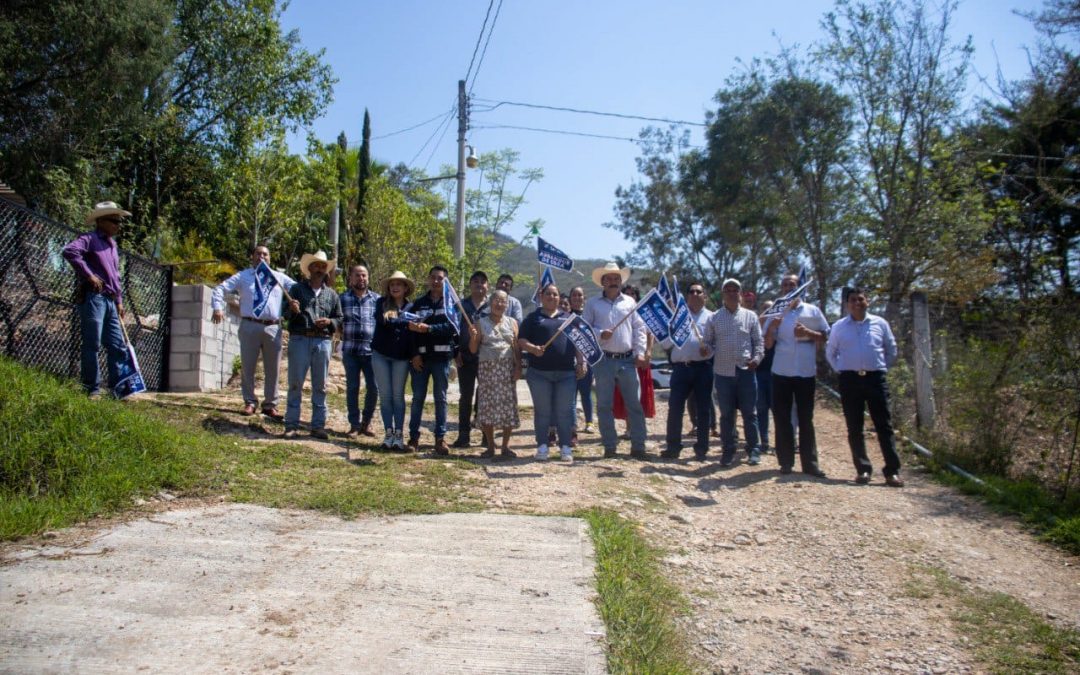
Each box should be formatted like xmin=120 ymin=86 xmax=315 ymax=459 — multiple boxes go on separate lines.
xmin=578 ymin=507 xmax=696 ymax=674
xmin=0 ymin=357 xmax=481 ymax=540
xmin=906 ymin=565 xmax=1080 ymax=673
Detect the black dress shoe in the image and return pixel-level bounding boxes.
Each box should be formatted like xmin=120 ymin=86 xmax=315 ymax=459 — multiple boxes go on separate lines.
xmin=451 ymin=438 xmax=471 ymax=449
xmin=803 ymin=468 xmax=827 ymax=478
xmin=779 ymin=466 xmax=793 ymax=475
xmin=603 ymin=447 xmax=617 ymax=458
xmin=659 ymin=449 xmax=681 ymax=459
xmin=885 ymin=474 xmax=905 ymax=487
xmin=855 ymin=472 xmax=872 ymax=484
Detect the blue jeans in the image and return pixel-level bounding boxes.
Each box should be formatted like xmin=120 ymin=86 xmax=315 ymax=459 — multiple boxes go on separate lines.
xmin=409 ymin=357 xmax=451 ymax=439
xmin=285 ymin=335 xmax=332 ymax=431
xmin=755 ymin=367 xmax=772 ymax=449
xmin=526 ymin=368 xmax=577 ymax=447
xmin=593 ymin=356 xmax=648 ymax=451
xmin=666 ymin=361 xmax=713 ymax=455
xmin=714 ymin=368 xmax=760 ymax=460
xmin=371 ymin=352 xmax=409 ymax=433
xmin=575 ymin=367 xmax=593 ymax=424
xmin=79 ymin=292 xmax=127 ymax=395
xmin=343 ymin=352 xmax=378 ymax=429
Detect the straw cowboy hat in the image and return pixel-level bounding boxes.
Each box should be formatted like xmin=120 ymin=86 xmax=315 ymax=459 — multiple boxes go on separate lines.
xmin=379 ymin=270 xmax=416 ymax=297
xmin=298 ymin=250 xmax=336 ymax=278
xmin=591 ymin=261 xmax=631 ymax=287
xmin=84 ymin=201 xmax=131 ymax=225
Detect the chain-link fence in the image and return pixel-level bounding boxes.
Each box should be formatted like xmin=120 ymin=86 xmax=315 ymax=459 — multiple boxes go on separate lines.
xmin=0 ymin=199 xmax=171 ymax=390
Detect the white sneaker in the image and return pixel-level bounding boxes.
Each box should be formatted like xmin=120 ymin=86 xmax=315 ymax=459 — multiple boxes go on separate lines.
xmin=536 ymin=444 xmax=549 ymax=460
xmin=381 ymin=430 xmax=394 ymax=449
xmin=559 ymin=446 xmax=573 ymax=462
xmin=392 ymin=430 xmax=405 ymax=450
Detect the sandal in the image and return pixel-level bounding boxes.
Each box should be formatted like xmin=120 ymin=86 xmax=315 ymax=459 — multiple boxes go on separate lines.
xmin=498 ymin=448 xmax=517 ymax=460
xmin=479 ymin=447 xmax=496 ymax=459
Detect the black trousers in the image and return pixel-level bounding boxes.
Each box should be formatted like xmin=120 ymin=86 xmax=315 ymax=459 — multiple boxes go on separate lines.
xmin=772 ymin=374 xmax=821 ymax=472
xmin=837 ymin=370 xmax=901 ymax=477
xmin=456 ymin=359 xmax=479 ymax=442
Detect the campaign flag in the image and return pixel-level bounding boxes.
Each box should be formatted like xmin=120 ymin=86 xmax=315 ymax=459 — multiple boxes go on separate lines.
xmin=537 ymin=237 xmax=574 ymax=272
xmin=399 ymin=310 xmax=422 ymax=323
xmin=113 ymin=331 xmax=147 ymax=399
xmin=656 ymin=273 xmax=674 ymax=308
xmin=251 ymin=261 xmax=278 ymax=318
xmin=442 ymin=278 xmax=461 ymax=334
xmin=761 ymin=276 xmax=813 ymax=319
xmin=531 ymin=266 xmax=555 ymax=306
xmin=634 ymin=288 xmax=674 ymax=342
xmin=563 ymin=315 xmax=604 ymax=366
xmin=669 ymin=296 xmax=693 ymax=348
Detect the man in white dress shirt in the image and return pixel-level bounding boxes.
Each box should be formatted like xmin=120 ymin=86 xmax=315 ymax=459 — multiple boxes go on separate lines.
xmin=212 ymin=245 xmax=297 ymax=418
xmin=582 ymin=262 xmax=649 ymax=459
xmin=660 ymin=281 xmax=715 ymax=460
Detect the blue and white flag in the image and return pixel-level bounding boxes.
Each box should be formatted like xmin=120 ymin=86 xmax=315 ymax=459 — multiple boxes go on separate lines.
xmin=537 ymin=237 xmax=574 ymax=272
xmin=442 ymin=278 xmax=461 ymax=334
xmin=761 ymin=275 xmax=813 ymax=319
xmin=113 ymin=334 xmax=147 ymax=399
xmin=398 ymin=310 xmax=422 ymax=323
xmin=669 ymin=296 xmax=693 ymax=348
xmin=251 ymin=261 xmax=278 ymax=318
xmin=531 ymin=266 xmax=555 ymax=306
xmin=656 ymin=273 xmax=674 ymax=308
xmin=563 ymin=315 xmax=604 ymax=366
xmin=634 ymin=288 xmax=675 ymax=342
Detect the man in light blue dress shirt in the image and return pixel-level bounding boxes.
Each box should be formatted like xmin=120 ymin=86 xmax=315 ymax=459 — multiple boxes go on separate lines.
xmin=212 ymin=245 xmax=297 ymax=417
xmin=825 ymin=287 xmax=904 ymax=487
xmin=763 ymin=273 xmax=830 ymax=477
xmin=660 ymin=281 xmax=714 ymax=460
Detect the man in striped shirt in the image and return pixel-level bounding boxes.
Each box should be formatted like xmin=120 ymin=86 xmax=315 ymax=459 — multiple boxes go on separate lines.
xmin=340 ymin=264 xmax=380 ymax=438
xmin=701 ymin=278 xmax=764 ymax=467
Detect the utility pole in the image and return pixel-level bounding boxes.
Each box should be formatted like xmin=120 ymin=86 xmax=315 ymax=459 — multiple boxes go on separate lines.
xmin=454 ymin=79 xmax=467 ymax=259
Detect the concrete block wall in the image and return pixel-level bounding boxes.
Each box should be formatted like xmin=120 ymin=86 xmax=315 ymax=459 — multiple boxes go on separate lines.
xmin=168 ymin=284 xmax=242 ymax=392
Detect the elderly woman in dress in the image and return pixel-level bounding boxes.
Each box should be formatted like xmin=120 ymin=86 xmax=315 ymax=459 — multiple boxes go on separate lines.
xmin=468 ymin=289 xmax=521 ymax=460
xmin=518 ymin=283 xmax=587 ymax=462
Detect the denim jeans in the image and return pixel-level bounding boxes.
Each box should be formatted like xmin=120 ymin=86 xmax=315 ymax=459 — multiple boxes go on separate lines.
xmin=593 ymin=356 xmax=648 ymax=451
xmin=343 ymin=352 xmax=378 ymax=429
xmin=526 ymin=368 xmax=577 ymax=447
xmin=79 ymin=292 xmax=127 ymax=395
xmin=666 ymin=360 xmax=713 ymax=455
xmin=575 ymin=367 xmax=593 ymax=424
xmin=714 ymin=368 xmax=760 ymax=460
xmin=371 ymin=352 xmax=409 ymax=433
xmin=755 ymin=367 xmax=772 ymax=449
xmin=285 ymin=335 xmax=332 ymax=430
xmin=409 ymin=357 xmax=451 ymax=439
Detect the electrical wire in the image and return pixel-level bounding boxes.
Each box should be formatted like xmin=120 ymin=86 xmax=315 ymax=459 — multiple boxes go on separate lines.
xmin=468 ymin=0 xmax=504 ymax=95
xmin=422 ymin=110 xmax=458 ymax=172
xmin=372 ymin=108 xmax=455 ymax=141
xmin=409 ymin=105 xmax=456 ymax=167
xmin=464 ymin=0 xmax=496 ymax=85
xmin=472 ymin=97 xmax=708 ymax=127
xmin=472 ymin=123 xmax=706 ymax=148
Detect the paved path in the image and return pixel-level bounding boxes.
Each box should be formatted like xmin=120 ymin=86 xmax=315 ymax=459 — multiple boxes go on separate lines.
xmin=1 ymin=506 xmax=606 ymax=674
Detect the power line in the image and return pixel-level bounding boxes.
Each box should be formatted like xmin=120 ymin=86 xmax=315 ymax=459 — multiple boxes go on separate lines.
xmin=472 ymin=123 xmax=706 ymax=148
xmin=468 ymin=0 xmax=504 ymax=95
xmin=423 ymin=110 xmax=458 ymax=171
xmin=409 ymin=105 xmax=456 ymax=167
xmin=472 ymin=97 xmax=708 ymax=127
xmin=463 ymin=0 xmax=495 ymax=85
xmin=372 ymin=108 xmax=455 ymax=141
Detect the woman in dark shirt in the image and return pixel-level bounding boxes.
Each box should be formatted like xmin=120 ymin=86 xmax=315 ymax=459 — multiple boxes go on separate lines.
xmin=371 ymin=271 xmax=415 ymax=450
xmin=518 ymin=283 xmax=586 ymax=462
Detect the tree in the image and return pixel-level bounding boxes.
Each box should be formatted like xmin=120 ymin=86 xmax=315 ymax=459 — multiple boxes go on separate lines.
xmin=355 ymin=176 xmax=452 ymax=286
xmin=356 ymin=109 xmax=372 ymax=221
xmin=818 ymin=0 xmax=993 ymax=322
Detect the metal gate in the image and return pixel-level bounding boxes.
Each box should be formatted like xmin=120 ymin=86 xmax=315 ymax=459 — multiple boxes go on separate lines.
xmin=0 ymin=199 xmax=171 ymax=390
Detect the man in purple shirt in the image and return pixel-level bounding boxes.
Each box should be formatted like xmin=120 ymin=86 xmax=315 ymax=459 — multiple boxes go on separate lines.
xmin=62 ymin=201 xmax=130 ymax=396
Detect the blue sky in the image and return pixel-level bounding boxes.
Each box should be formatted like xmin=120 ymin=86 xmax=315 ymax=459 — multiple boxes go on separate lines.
xmin=281 ymin=0 xmax=1041 ymax=261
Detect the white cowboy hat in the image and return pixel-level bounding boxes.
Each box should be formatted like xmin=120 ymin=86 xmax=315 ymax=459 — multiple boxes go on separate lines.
xmin=591 ymin=261 xmax=631 ymax=287
xmin=299 ymin=250 xmax=336 ymax=278
xmin=379 ymin=270 xmax=416 ymax=297
xmin=84 ymin=201 xmax=132 ymax=225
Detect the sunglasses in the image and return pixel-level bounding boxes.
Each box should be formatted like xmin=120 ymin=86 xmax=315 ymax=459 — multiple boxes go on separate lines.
xmin=101 ymin=217 xmax=124 ymax=224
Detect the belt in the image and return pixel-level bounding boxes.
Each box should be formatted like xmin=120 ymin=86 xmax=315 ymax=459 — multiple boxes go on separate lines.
xmin=293 ymin=329 xmax=331 ymax=338
xmin=673 ymin=359 xmax=710 ymax=366
xmin=418 ymin=344 xmax=453 ymax=354
xmin=243 ymin=316 xmax=279 ymax=326
xmin=841 ymin=369 xmax=881 ymax=376
xmin=603 ymin=350 xmax=634 ymax=360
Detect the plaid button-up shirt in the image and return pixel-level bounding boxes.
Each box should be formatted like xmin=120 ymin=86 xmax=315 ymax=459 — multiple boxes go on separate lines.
xmin=341 ymin=289 xmax=380 ymax=356
xmin=702 ymin=304 xmax=764 ymax=377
